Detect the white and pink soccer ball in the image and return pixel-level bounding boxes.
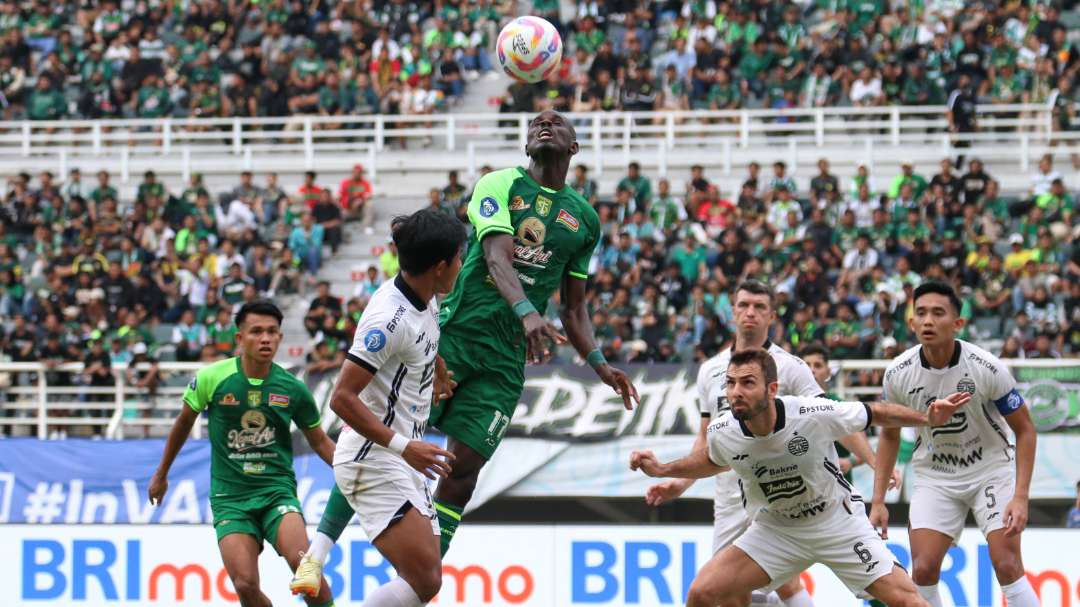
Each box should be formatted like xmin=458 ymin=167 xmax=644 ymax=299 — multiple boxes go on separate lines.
xmin=496 ymin=16 xmax=563 ymax=84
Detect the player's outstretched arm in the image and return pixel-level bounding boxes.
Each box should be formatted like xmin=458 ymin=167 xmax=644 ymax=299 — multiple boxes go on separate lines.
xmin=148 ymin=404 xmax=199 ymax=505
xmin=481 ymin=233 xmax=566 ymax=363
xmin=868 ymin=392 xmax=971 ymax=428
xmin=1003 ymin=404 xmax=1036 ymax=536
xmin=560 ymin=275 xmax=639 ymax=410
xmin=869 ymin=427 xmax=901 ymax=540
xmin=646 ymin=417 xmax=709 ymax=506
xmin=331 ymin=359 xmax=455 ymax=480
xmin=300 ymin=424 xmax=335 ymax=467
xmin=630 ymin=445 xmax=729 ymax=480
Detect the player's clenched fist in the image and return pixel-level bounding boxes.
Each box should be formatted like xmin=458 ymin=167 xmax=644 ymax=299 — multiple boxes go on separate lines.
xmin=927 ymin=391 xmax=971 ymax=426
xmin=629 ymin=450 xmax=666 ymax=477
xmin=645 ymin=479 xmax=690 ymax=506
xmin=402 ymin=441 xmax=456 ymax=480
xmin=869 ymin=502 xmax=889 ymax=540
xmin=147 ymin=470 xmax=168 ymax=505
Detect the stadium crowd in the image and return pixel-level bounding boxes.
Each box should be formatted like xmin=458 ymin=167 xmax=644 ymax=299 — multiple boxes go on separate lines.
xmin=3 ymin=0 xmax=1080 ymax=123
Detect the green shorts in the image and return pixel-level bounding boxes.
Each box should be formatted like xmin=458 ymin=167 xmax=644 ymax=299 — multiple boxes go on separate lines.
xmin=428 ymin=330 xmax=524 ymax=460
xmin=210 ymin=486 xmax=303 ymax=552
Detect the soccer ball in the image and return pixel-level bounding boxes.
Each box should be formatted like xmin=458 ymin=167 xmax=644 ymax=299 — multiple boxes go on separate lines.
xmin=496 ymin=16 xmax=562 ymax=84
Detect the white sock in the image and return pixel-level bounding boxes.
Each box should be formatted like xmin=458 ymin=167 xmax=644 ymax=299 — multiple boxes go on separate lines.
xmin=1001 ymin=576 xmax=1039 ymax=607
xmin=751 ymin=590 xmax=783 ymax=604
xmin=307 ymin=532 xmax=335 ymax=564
xmin=916 ymin=584 xmax=944 ymax=607
xmin=781 ymin=588 xmax=814 ymax=607
xmin=363 ymin=577 xmax=424 ymax=607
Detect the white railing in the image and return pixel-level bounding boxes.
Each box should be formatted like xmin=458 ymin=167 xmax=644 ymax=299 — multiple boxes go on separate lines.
xmin=1 ymin=358 xmax=1075 ymax=439
xmin=0 ymin=103 xmax=1067 ymax=180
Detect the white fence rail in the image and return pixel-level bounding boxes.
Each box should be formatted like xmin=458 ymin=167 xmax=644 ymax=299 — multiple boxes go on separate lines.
xmin=0 ymin=358 xmax=1075 ymax=440
xmin=0 ymin=103 xmax=1069 ymax=180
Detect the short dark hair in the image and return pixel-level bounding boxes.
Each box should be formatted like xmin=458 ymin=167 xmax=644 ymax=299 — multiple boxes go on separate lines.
xmin=729 ymin=348 xmax=778 ymax=385
xmin=235 ymin=299 xmax=283 ymax=328
xmin=392 ymin=208 xmax=467 ymax=275
xmin=913 ymin=281 xmax=962 ymax=315
xmin=799 ymin=343 xmax=829 ymax=363
xmin=734 ymin=280 xmax=774 ymax=308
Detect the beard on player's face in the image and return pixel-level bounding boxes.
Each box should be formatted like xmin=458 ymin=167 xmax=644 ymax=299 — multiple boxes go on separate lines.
xmin=728 ymin=385 xmax=768 ymax=420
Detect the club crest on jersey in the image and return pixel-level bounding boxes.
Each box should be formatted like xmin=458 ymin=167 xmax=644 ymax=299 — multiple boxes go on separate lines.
xmin=509 ymin=195 xmax=530 ymax=211
xmin=219 ymin=393 xmax=240 ymax=406
xmin=247 ymin=390 xmax=262 ymax=407
xmin=516 ymin=217 xmax=546 ymax=246
xmin=787 ymin=435 xmax=810 ymax=456
xmin=535 ymin=195 xmax=552 ymax=216
xmin=269 ymin=393 xmax=289 ymax=408
xmin=957 ymin=377 xmax=976 ymax=394
xmin=479 ymin=197 xmax=499 ymax=218
xmin=556 ymin=209 xmax=579 ymax=232
xmin=364 ymin=329 xmax=387 ymax=352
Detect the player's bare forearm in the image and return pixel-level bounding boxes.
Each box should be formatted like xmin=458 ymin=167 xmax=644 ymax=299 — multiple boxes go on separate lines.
xmin=301 ymin=425 xmax=336 ymax=467
xmin=838 ymin=431 xmax=875 ymax=468
xmin=665 ymin=448 xmax=729 ymax=479
xmin=330 ymin=360 xmax=395 ymax=448
xmin=871 ymin=428 xmax=900 ymax=504
xmin=481 ymin=233 xmax=529 ymax=309
xmin=155 ymin=404 xmax=198 ymax=476
xmin=1005 ymin=406 xmax=1036 ymax=500
xmin=674 ymin=417 xmax=711 ymax=486
xmin=868 ymin=401 xmax=929 ymax=427
xmin=559 ymin=274 xmax=599 ymax=358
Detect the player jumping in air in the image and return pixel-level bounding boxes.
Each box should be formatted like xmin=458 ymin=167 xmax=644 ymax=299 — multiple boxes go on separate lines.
xmin=644 ymin=281 xmax=886 ymax=607
xmin=289 ymin=110 xmax=639 ymax=593
xmin=631 ymin=348 xmax=970 ymax=607
xmin=149 ymin=300 xmax=337 ymax=607
xmin=291 ymin=209 xmax=467 ymax=605
xmin=871 ymin=282 xmax=1040 ymax=607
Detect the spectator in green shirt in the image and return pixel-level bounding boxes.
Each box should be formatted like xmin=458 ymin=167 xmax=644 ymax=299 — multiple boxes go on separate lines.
xmin=887 ymin=160 xmax=928 ymax=200
xmin=26 ymin=76 xmax=66 ymax=121
xmin=738 ymin=38 xmax=774 ymax=98
xmin=133 ymin=74 xmax=172 ymax=118
xmin=617 ymin=162 xmax=652 ymax=212
xmin=575 ymin=16 xmax=605 ymax=54
xmin=825 ymin=302 xmax=861 ymax=359
xmin=136 ymin=171 xmax=166 ymax=205
xmin=91 ymin=170 xmax=118 ymax=207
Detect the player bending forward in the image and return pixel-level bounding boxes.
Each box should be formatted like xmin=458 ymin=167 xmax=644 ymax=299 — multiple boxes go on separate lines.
xmin=631 ymin=348 xmax=970 ymax=607
xmin=291 ymin=209 xmax=467 ymax=605
xmin=871 ymin=282 xmax=1040 ymax=607
xmin=150 ymin=300 xmax=337 ymax=607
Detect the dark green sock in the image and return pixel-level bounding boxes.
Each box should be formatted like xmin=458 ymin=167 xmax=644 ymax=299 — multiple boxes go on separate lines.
xmin=433 ymin=500 xmax=464 ymax=557
xmin=317 ymin=484 xmax=355 ymax=542
xmin=308 ymin=601 xmax=334 ymax=607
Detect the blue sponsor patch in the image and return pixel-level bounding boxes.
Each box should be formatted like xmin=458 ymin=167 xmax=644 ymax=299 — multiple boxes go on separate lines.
xmin=994 ymin=388 xmax=1024 ymax=415
xmin=364 ymin=329 xmax=387 ymax=353
xmin=479 ymin=197 xmax=499 ymax=217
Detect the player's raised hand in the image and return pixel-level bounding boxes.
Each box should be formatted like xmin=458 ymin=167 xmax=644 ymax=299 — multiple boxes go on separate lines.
xmin=148 ymin=470 xmax=168 ymax=506
xmin=645 ymin=479 xmax=689 ymax=506
xmin=597 ymin=365 xmax=640 ymax=410
xmin=927 ymin=391 xmax=971 ymax=426
xmin=1003 ymin=496 xmax=1029 ymax=537
xmin=522 ymin=312 xmax=566 ymax=364
xmin=869 ymin=502 xmax=890 ymax=540
xmin=433 ymin=355 xmax=457 ymax=401
xmin=402 ymin=441 xmax=456 ymax=480
xmin=629 ymin=450 xmax=665 ymax=477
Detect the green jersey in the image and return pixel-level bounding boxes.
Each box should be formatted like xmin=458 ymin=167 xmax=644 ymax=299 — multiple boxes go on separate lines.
xmin=439 ymin=167 xmax=600 ymax=349
xmin=182 ymin=357 xmax=321 ymax=497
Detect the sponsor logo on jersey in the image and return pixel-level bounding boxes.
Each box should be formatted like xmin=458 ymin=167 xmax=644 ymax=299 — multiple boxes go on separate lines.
xmin=479 ymin=197 xmax=499 ymax=218
xmin=219 ymin=393 xmax=240 ymax=406
xmin=517 ymin=217 xmax=546 ymax=246
xmin=930 ymin=409 xmax=969 ymax=437
xmin=269 ymin=393 xmax=289 ymax=408
xmin=707 ymin=419 xmax=728 ymax=434
xmin=513 ymin=244 xmax=554 ymax=269
xmin=535 ymin=195 xmax=552 ymax=216
xmin=556 ymin=209 xmax=579 ymax=232
xmin=884 ymin=354 xmax=915 ymax=382
xmin=242 ymin=462 xmax=266 ymax=474
xmin=787 ymin=435 xmax=810 ymax=456
xmin=364 ymin=329 xmax=387 ymax=352
xmin=509 ymin=195 xmax=530 ymax=211
xmin=387 ymin=305 xmax=406 ymax=333
xmin=732 ymin=453 xmax=748 ymax=461
xmin=957 ymin=376 xmax=976 ymax=394
xmin=759 ymin=476 xmax=807 ymax=502
xmin=786 ymin=501 xmax=828 ymax=519
xmin=798 ymin=404 xmax=834 ymax=415
xmin=228 ymin=410 xmax=276 ymax=452
xmin=247 ymin=390 xmax=262 ymax=407
xmin=907 ymin=386 xmax=924 ymax=396
xmin=967 ymin=352 xmax=998 ymax=374
xmin=931 ymin=446 xmax=983 ymax=468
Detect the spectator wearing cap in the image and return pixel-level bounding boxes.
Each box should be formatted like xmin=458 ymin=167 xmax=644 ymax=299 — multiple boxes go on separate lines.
xmin=1005 ymin=233 xmax=1037 ymax=275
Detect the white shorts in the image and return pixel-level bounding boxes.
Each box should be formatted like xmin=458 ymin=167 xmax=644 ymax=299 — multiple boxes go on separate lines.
xmin=734 ymin=503 xmax=895 ymax=595
xmin=713 ymin=499 xmax=751 ymax=554
xmin=334 ymin=455 xmax=439 ymax=541
xmin=908 ymin=467 xmax=1015 ymax=541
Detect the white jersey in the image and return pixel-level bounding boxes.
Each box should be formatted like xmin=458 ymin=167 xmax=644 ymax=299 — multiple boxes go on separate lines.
xmin=697 ymin=341 xmax=823 ymax=507
xmin=883 ymin=339 xmax=1023 ymax=484
xmin=334 ymin=276 xmax=441 ymax=466
xmin=706 ymin=396 xmax=872 ymax=526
